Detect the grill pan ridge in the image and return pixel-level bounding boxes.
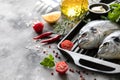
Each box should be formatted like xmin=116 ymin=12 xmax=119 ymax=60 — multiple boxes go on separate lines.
xmin=57 ymin=11 xmax=120 ymax=74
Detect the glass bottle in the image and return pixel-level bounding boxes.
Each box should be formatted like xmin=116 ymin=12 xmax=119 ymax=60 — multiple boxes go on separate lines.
xmin=60 ymin=0 xmax=88 ymax=21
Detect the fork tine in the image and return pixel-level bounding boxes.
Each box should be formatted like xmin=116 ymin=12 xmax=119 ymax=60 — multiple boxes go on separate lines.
xmin=39 ymin=5 xmax=49 ymax=14
xmin=45 ymin=7 xmax=53 ymax=13
xmin=34 ymin=1 xmax=60 ymax=15
xmin=36 ymin=3 xmax=45 ymax=13
xmin=34 ymin=1 xmax=54 ymax=15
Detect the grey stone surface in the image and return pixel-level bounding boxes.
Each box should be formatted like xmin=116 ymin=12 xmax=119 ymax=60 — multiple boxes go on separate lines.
xmin=0 ymin=0 xmax=120 ymax=80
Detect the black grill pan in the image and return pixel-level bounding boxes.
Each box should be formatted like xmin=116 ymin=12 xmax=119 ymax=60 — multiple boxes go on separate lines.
xmin=57 ymin=13 xmax=120 ymax=74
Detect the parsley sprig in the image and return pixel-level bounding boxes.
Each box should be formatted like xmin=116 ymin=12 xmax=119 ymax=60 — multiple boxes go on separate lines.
xmin=108 ymin=2 xmax=120 ymax=23
xmin=40 ymin=54 xmax=55 ymax=68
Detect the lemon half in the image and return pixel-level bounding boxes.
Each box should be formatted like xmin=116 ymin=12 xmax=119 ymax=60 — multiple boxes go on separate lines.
xmin=42 ymin=11 xmax=61 ymax=23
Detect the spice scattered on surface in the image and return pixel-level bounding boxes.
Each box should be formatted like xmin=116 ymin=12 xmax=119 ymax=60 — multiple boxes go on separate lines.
xmin=56 ymin=52 xmax=58 ymax=55
xmin=80 ymin=72 xmax=83 ymax=78
xmin=82 ymin=70 xmax=86 ymax=74
xmin=80 ymin=75 xmax=83 ymax=78
xmin=86 ymin=72 xmax=89 ymax=75
xmin=80 ymin=73 xmax=85 ymax=80
xmin=58 ymin=56 xmax=61 ymax=59
xmin=51 ymin=72 xmax=54 ymax=75
xmin=80 ymin=77 xmax=85 ymax=80
xmin=55 ymin=54 xmax=58 ymax=58
xmin=76 ymin=70 xmax=81 ymax=74
xmin=48 ymin=45 xmax=51 ymax=48
xmin=53 ymin=50 xmax=55 ymax=53
xmin=94 ymin=78 xmax=96 ymax=80
xmin=69 ymin=68 xmax=75 ymax=73
xmin=43 ymin=51 xmax=46 ymax=54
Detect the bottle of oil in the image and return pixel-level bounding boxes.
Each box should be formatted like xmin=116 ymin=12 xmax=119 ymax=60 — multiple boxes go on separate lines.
xmin=60 ymin=0 xmax=88 ymax=21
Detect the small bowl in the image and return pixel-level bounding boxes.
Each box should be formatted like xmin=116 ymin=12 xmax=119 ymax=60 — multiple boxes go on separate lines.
xmin=89 ymin=3 xmax=110 ymax=14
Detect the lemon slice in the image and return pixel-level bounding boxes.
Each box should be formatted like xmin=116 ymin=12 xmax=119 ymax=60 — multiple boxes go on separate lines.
xmin=42 ymin=11 xmax=61 ymax=23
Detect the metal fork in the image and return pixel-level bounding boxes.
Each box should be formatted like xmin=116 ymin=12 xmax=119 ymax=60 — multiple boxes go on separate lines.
xmin=33 ymin=0 xmax=59 ymax=15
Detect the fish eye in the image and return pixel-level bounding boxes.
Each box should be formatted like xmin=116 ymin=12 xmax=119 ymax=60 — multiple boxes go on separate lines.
xmin=103 ymin=42 xmax=109 ymax=46
xmin=90 ymin=27 xmax=97 ymax=33
xmin=113 ymin=37 xmax=120 ymax=42
xmin=81 ymin=33 xmax=87 ymax=37
xmin=112 ymin=37 xmax=120 ymax=46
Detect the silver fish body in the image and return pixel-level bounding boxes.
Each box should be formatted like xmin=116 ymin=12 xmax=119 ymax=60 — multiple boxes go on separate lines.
xmin=78 ymin=20 xmax=120 ymax=49
xmin=98 ymin=30 xmax=120 ymax=59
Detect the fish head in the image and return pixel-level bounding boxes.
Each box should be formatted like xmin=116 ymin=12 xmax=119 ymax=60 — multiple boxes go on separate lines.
xmin=78 ymin=26 xmax=100 ymax=49
xmin=98 ymin=35 xmax=120 ymax=59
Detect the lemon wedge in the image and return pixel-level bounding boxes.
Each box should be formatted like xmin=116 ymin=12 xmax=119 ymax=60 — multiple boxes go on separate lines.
xmin=42 ymin=11 xmax=61 ymax=23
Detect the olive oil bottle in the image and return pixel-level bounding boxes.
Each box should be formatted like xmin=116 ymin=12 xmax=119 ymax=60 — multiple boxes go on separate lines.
xmin=61 ymin=0 xmax=88 ymax=20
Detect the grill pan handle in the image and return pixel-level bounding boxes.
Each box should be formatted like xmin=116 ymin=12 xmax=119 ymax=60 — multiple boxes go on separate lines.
xmin=61 ymin=49 xmax=120 ymax=74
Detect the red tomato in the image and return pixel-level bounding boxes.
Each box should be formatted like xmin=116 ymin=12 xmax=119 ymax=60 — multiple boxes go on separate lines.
xmin=33 ymin=22 xmax=44 ymax=34
xmin=60 ymin=40 xmax=74 ymax=50
xmin=56 ymin=61 xmax=68 ymax=74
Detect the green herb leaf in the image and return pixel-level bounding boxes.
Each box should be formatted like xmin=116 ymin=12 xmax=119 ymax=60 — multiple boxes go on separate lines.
xmin=40 ymin=54 xmax=55 ymax=68
xmin=108 ymin=3 xmax=120 ymax=23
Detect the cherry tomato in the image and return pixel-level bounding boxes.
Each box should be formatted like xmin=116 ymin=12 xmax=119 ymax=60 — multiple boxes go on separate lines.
xmin=60 ymin=40 xmax=74 ymax=50
xmin=33 ymin=22 xmax=44 ymax=34
xmin=56 ymin=61 xmax=68 ymax=74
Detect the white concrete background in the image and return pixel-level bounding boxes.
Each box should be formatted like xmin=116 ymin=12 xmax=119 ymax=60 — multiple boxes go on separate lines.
xmin=0 ymin=0 xmax=120 ymax=80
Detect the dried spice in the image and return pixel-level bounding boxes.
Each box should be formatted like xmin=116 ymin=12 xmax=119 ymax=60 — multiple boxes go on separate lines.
xmin=53 ymin=18 xmax=75 ymax=36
